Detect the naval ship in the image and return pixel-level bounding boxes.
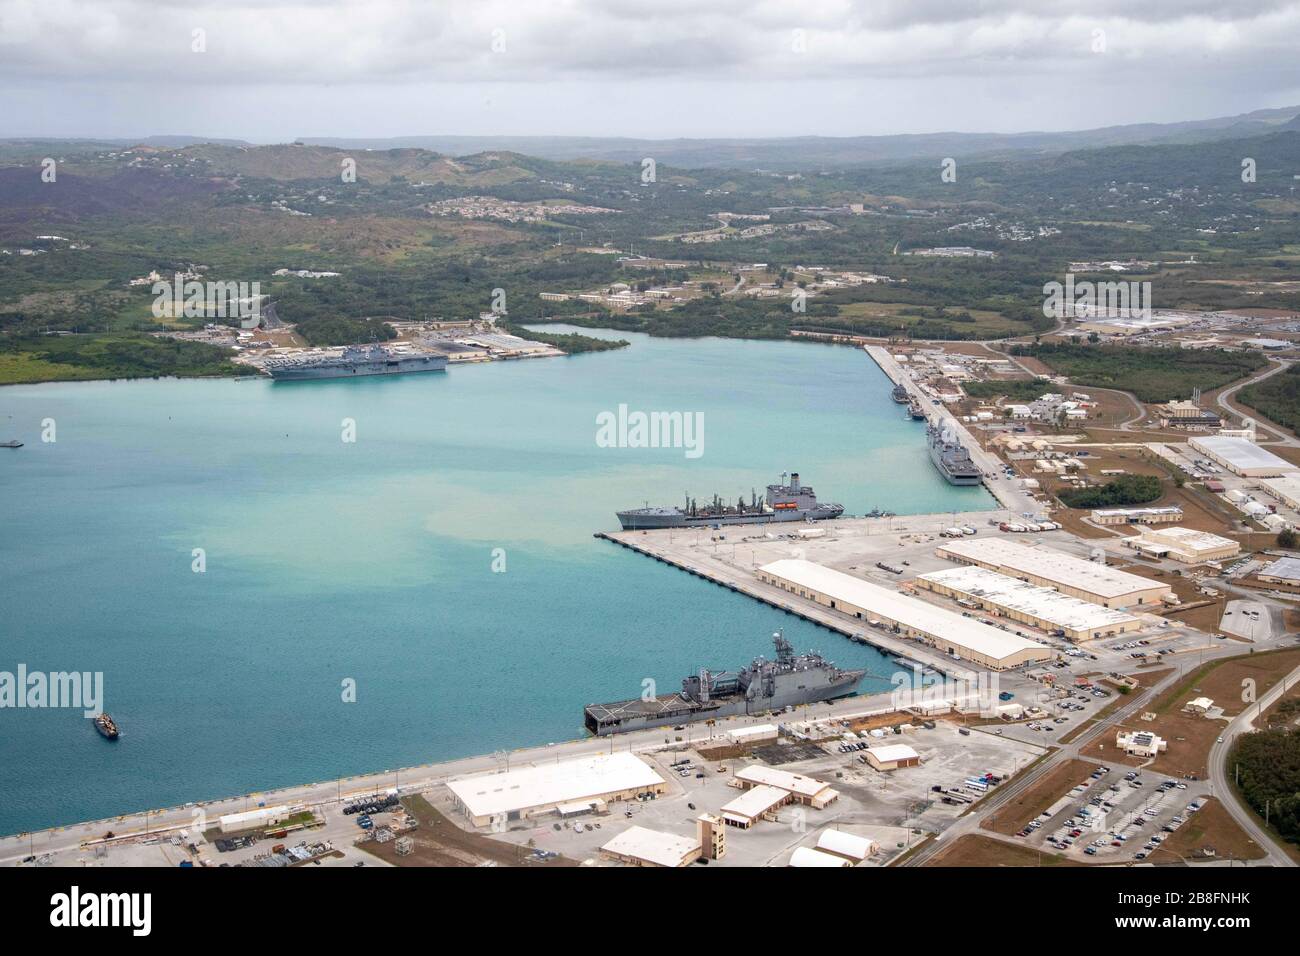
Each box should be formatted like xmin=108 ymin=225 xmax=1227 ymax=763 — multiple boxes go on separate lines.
xmin=263 ymin=344 xmax=448 ymax=381
xmin=616 ymin=472 xmax=843 ymax=530
xmin=583 ymin=631 xmax=865 ymax=736
xmin=891 ymin=383 xmax=909 ymax=404
xmin=928 ymin=421 xmax=982 ymax=485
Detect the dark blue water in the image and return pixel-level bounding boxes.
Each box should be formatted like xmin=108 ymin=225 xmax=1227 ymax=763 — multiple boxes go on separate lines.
xmin=0 ymin=330 xmax=989 ymax=834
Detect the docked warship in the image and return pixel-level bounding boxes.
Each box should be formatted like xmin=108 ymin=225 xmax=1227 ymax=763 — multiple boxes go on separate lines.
xmin=583 ymin=631 xmax=865 ymax=736
xmin=263 ymin=344 xmax=448 ymax=381
xmin=928 ymin=421 xmax=982 ymax=486
xmin=615 ymin=472 xmax=843 ymax=530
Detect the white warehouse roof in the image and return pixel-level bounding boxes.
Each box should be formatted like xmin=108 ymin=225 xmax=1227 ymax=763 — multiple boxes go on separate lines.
xmin=446 ymin=752 xmax=663 ymax=819
xmin=1190 ymin=436 xmax=1293 ymax=476
xmin=601 ymin=826 xmax=699 ymax=867
xmin=934 ymin=537 xmax=1159 ymax=601
xmin=789 ymin=846 xmax=853 ymax=867
xmin=1259 ymin=556 xmax=1300 ymax=582
xmin=919 ymin=566 xmax=1139 ymax=633
xmin=816 ymin=829 xmax=877 ymax=861
xmin=759 ymin=559 xmax=1047 ymax=662
xmin=866 ymin=743 xmax=920 ymax=764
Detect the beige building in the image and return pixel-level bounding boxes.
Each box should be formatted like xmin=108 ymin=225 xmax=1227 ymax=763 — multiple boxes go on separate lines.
xmin=933 ymin=538 xmax=1173 ymax=609
xmin=720 ymin=784 xmax=790 ymax=829
xmin=1117 ymin=730 xmax=1167 ymax=757
xmin=1256 ymin=474 xmax=1300 ymax=510
xmin=697 ymin=813 xmax=726 ymax=860
xmin=1091 ymin=506 xmax=1183 ymax=526
xmin=1257 ymin=556 xmax=1300 ymax=586
xmin=600 ymin=826 xmax=701 ymax=867
xmin=1190 ymin=436 xmax=1294 ymax=478
xmin=864 ymin=743 xmax=922 ymax=771
xmin=732 ymin=764 xmax=840 ymax=809
xmin=446 ymin=752 xmax=666 ymax=827
xmin=757 ymin=558 xmax=1052 ymax=670
xmin=916 ymin=565 xmax=1142 ymax=642
xmin=1124 ymin=526 xmax=1240 ymax=564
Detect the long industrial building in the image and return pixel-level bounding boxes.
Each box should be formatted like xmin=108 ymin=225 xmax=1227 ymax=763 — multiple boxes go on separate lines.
xmin=1123 ymin=526 xmax=1241 ymax=564
xmin=757 ymin=559 xmax=1051 ymax=670
xmin=446 ymin=752 xmax=666 ymax=827
xmin=1189 ymin=436 xmax=1294 ymax=478
xmin=916 ymin=565 xmax=1143 ymax=641
xmin=1256 ymin=474 xmax=1300 ymax=510
xmin=932 ymin=538 xmax=1173 ymax=609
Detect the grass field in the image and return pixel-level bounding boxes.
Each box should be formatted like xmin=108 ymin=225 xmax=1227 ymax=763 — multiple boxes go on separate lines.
xmin=928 ymin=833 xmax=1085 ymax=867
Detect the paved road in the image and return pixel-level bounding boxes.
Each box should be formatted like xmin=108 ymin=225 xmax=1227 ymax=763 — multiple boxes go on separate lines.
xmin=1216 ymin=358 xmax=1296 ymax=447
xmin=1205 ymin=662 xmax=1300 ymax=867
xmin=900 ymin=657 xmax=1228 ymax=867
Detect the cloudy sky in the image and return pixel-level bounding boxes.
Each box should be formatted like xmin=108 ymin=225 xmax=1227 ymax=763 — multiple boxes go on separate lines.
xmin=2 ymin=0 xmax=1299 ymax=140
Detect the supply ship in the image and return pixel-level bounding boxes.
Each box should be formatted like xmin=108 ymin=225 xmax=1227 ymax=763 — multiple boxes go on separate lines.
xmin=263 ymin=344 xmax=448 ymax=381
xmin=928 ymin=421 xmax=982 ymax=485
xmin=616 ymin=472 xmax=843 ymax=530
xmin=891 ymin=383 xmax=909 ymax=403
xmin=583 ymin=631 xmax=865 ymax=736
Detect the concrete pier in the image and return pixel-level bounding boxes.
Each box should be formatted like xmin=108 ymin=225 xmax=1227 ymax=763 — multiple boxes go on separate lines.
xmin=864 ymin=345 xmax=1039 ymax=515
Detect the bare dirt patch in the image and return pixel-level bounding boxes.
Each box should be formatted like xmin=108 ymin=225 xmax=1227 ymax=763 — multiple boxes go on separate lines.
xmin=1155 ymin=798 xmax=1266 ymax=863
xmin=928 ymin=833 xmax=1085 ymax=867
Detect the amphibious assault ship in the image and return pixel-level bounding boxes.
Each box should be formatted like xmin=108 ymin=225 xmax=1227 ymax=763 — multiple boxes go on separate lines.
xmin=263 ymin=344 xmax=448 ymax=381
xmin=928 ymin=421 xmax=982 ymax=486
xmin=616 ymin=472 xmax=843 ymax=530
xmin=583 ymin=631 xmax=865 ymax=736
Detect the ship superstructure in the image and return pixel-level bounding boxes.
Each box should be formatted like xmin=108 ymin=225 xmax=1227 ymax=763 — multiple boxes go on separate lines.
xmin=616 ymin=472 xmax=843 ymax=530
xmin=928 ymin=421 xmax=982 ymax=485
xmin=583 ymin=631 xmax=865 ymax=736
xmin=263 ymin=344 xmax=448 ymax=381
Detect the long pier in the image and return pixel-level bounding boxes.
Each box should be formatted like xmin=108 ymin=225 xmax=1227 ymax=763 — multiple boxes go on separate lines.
xmin=863 ymin=345 xmax=1039 ymax=515
xmin=596 ymin=526 xmax=975 ymax=681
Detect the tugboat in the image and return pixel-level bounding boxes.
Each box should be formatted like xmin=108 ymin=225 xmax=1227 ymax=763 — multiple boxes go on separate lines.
xmin=94 ymin=713 xmax=120 ymax=740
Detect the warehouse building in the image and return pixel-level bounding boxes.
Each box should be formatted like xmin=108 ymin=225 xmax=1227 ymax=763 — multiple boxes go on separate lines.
xmin=757 ymin=558 xmax=1052 ymax=669
xmin=789 ymin=846 xmax=853 ymax=867
xmin=1123 ymin=526 xmax=1240 ymax=564
xmin=1257 ymin=556 xmax=1300 ymax=586
xmin=1256 ymin=474 xmax=1300 ymax=510
xmin=727 ymin=723 xmax=779 ymax=746
xmin=1189 ymin=436 xmax=1294 ymax=478
xmin=720 ymin=784 xmax=790 ymax=829
xmin=600 ymin=826 xmax=701 ymax=867
xmin=1091 ymin=506 xmax=1184 ymax=526
xmin=219 ymin=805 xmax=296 ymax=834
xmin=816 ymin=829 xmax=878 ymax=861
xmin=864 ymin=743 xmax=921 ymax=771
xmin=446 ymin=752 xmax=666 ymax=827
xmin=732 ymin=764 xmax=840 ymax=809
xmin=933 ymin=538 xmax=1173 ymax=608
xmin=916 ymin=565 xmax=1142 ymax=641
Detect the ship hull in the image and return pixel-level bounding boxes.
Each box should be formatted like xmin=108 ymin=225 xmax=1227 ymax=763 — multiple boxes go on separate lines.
xmin=268 ymin=356 xmax=448 ymax=381
xmin=584 ymin=675 xmax=863 ymax=736
xmin=616 ymin=505 xmax=843 ymax=531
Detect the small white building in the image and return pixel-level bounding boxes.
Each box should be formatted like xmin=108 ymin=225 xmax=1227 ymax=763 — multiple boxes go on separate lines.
xmin=1117 ymin=730 xmax=1167 ymax=757
xmin=789 ymin=846 xmax=853 ymax=867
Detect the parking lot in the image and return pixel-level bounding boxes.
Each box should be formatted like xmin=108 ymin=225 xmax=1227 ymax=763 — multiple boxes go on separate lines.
xmin=1014 ymin=764 xmax=1209 ymax=863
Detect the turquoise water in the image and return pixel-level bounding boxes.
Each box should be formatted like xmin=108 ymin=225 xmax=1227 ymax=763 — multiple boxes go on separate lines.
xmin=0 ymin=330 xmax=989 ymax=834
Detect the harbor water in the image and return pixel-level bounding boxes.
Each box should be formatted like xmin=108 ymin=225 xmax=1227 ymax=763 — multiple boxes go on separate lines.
xmin=0 ymin=328 xmax=990 ymax=834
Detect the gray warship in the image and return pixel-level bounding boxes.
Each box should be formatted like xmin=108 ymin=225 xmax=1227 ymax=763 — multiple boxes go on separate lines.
xmin=263 ymin=344 xmax=448 ymax=381
xmin=928 ymin=421 xmax=982 ymax=485
xmin=583 ymin=631 xmax=865 ymax=736
xmin=616 ymin=472 xmax=843 ymax=530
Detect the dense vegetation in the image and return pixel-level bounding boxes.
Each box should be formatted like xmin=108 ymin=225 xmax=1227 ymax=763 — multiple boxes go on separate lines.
xmin=1229 ymin=729 xmax=1300 ymax=846
xmin=294 ymin=316 xmax=397 ymax=346
xmin=1013 ymin=344 xmax=1267 ymax=403
xmin=1057 ymin=474 xmax=1163 ymax=509
xmin=0 ymin=333 xmax=252 ymax=384
xmin=963 ymin=377 xmax=1051 ymax=401
xmin=502 ymin=323 xmax=628 ymax=354
xmin=1237 ymin=365 xmax=1300 ymax=432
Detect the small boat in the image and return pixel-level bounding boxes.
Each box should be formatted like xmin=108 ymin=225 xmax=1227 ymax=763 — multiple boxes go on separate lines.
xmin=0 ymin=440 xmax=22 ymax=448
xmin=94 ymin=713 xmax=120 ymax=740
